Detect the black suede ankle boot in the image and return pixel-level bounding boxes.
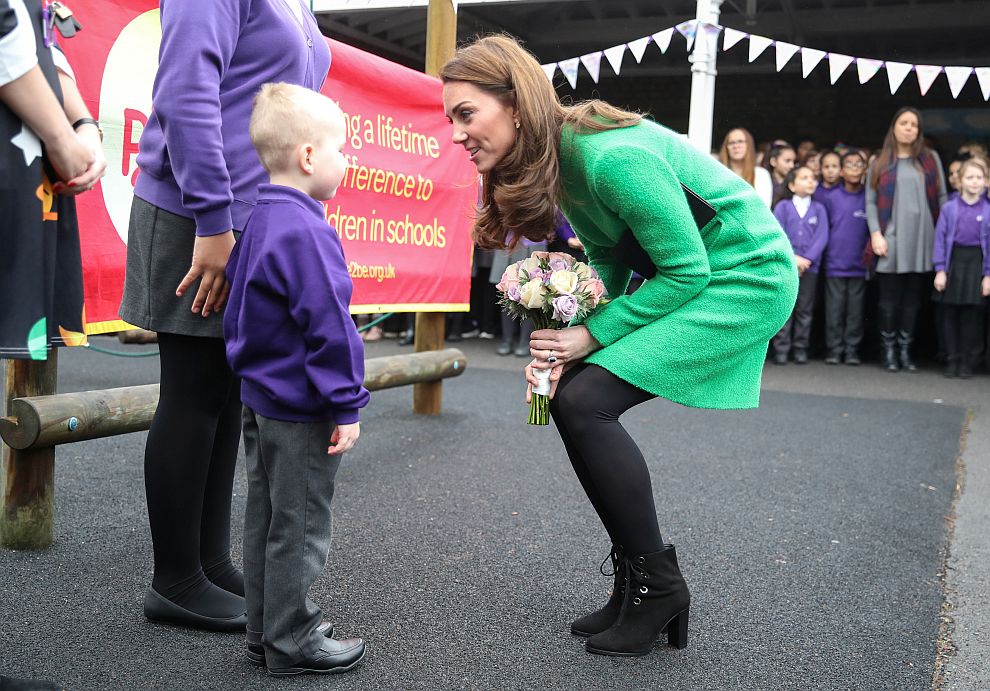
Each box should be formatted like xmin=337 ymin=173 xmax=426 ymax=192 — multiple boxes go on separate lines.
xmin=585 ymin=545 xmax=690 ymax=657
xmin=571 ymin=546 xmax=626 ymax=637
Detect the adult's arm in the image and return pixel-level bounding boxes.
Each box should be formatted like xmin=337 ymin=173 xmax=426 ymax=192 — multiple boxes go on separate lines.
xmin=153 ymin=0 xmax=245 ymax=236
xmin=865 ymin=163 xmax=881 ymax=234
xmin=581 ymin=145 xmax=711 ymax=348
xmin=931 ymin=150 xmax=949 ymax=208
xmin=54 ymin=50 xmax=106 ymax=193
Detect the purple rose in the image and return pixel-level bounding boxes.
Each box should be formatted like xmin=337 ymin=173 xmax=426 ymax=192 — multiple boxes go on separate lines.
xmin=552 ymin=293 xmax=579 ymax=322
xmin=527 ymin=268 xmax=548 ymax=283
xmin=548 ymin=259 xmax=570 ymax=272
xmin=508 ymin=285 xmax=522 ymax=302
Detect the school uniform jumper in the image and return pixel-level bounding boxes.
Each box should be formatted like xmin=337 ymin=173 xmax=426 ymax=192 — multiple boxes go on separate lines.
xmin=224 ymin=184 xmax=370 ymax=669
xmin=823 ymin=186 xmax=870 ymax=359
xmin=771 ymin=197 xmax=829 ymax=358
xmin=559 ymin=119 xmax=798 ymax=409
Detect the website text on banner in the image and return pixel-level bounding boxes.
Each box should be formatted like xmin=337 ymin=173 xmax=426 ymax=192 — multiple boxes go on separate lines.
xmin=57 ymin=1 xmax=477 ymax=335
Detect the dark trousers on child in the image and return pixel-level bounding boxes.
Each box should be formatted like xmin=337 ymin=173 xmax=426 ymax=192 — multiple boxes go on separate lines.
xmin=242 ymin=407 xmax=341 ymax=669
xmin=824 ymin=277 xmax=866 ymax=358
xmin=773 ymin=271 xmax=818 ymax=357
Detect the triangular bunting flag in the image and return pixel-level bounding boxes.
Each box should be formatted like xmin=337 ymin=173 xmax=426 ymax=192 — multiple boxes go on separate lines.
xmin=885 ymin=61 xmax=913 ymax=94
xmin=976 ymin=67 xmax=990 ymax=101
xmin=541 ymin=63 xmax=557 ymax=83
xmin=944 ymin=66 xmax=974 ymax=99
xmin=558 ymin=57 xmax=579 ymax=89
xmin=828 ymin=53 xmax=854 ymax=84
xmin=774 ymin=41 xmax=799 ymax=71
xmin=652 ymin=28 xmax=674 ymax=54
xmin=915 ymin=64 xmax=942 ymax=96
xmin=580 ymin=52 xmax=603 ymax=84
xmin=856 ymin=58 xmax=883 ymax=84
xmin=723 ymin=27 xmax=746 ymax=51
xmin=748 ymin=35 xmax=773 ymax=63
xmin=603 ymin=45 xmax=626 ymax=76
xmin=628 ymin=36 xmax=651 ymax=63
xmin=800 ymin=47 xmax=826 ymax=78
xmin=675 ymin=20 xmax=698 ymax=52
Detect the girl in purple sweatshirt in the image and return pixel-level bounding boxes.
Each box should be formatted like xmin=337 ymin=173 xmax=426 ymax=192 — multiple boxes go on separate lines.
xmin=932 ymin=159 xmax=990 ymax=378
xmin=118 ymin=0 xmax=331 ymax=634
xmin=771 ymin=165 xmax=830 ymax=364
xmin=822 ymin=151 xmax=870 ymax=365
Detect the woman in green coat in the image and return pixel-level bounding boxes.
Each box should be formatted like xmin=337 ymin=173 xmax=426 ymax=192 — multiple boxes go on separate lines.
xmin=442 ymin=36 xmax=797 ymax=658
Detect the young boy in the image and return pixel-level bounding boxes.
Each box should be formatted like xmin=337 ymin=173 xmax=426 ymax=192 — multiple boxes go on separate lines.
xmin=223 ymin=82 xmax=369 ymax=676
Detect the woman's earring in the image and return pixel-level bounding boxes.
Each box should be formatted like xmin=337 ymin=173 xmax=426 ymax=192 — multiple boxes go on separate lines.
xmin=515 ymin=121 xmax=521 ymax=129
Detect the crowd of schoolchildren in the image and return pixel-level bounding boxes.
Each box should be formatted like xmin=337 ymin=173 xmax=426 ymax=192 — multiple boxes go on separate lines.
xmin=367 ymin=108 xmax=988 ymax=380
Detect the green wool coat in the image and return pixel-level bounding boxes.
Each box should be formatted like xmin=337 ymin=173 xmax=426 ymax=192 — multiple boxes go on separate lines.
xmin=560 ymin=119 xmax=799 ymax=409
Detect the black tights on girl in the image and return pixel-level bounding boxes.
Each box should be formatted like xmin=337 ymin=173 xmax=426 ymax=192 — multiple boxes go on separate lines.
xmin=145 ymin=332 xmax=244 ymax=616
xmin=549 ymin=363 xmax=663 ymax=556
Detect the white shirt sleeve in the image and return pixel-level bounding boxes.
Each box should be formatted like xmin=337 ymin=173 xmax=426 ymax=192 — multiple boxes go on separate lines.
xmin=51 ymin=45 xmax=74 ymax=80
xmin=0 ymin=0 xmax=38 ymax=87
xmin=754 ymin=167 xmax=774 ymax=208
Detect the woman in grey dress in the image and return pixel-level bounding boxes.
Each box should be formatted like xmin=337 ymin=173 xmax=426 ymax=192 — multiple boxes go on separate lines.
xmin=867 ymin=107 xmax=947 ymax=371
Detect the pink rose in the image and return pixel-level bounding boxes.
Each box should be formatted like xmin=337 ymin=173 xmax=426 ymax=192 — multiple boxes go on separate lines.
xmin=579 ymin=278 xmax=606 ymax=305
xmin=497 ymin=277 xmax=521 ymax=298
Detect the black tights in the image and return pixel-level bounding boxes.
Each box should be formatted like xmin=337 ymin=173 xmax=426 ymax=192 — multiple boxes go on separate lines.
xmin=145 ymin=333 xmax=244 ymax=614
xmin=549 ymin=363 xmax=664 ymax=556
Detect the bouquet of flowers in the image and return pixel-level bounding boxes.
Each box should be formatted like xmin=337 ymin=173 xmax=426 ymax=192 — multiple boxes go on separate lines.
xmin=495 ymin=251 xmax=607 ymax=425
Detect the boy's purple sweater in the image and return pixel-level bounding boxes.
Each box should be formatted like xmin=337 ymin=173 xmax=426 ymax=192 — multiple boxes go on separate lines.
xmin=933 ymin=196 xmax=990 ymax=275
xmin=823 ymin=186 xmax=870 ymax=278
xmin=774 ymin=198 xmax=830 ymax=273
xmin=135 ymin=0 xmax=331 ymax=236
xmin=224 ymin=185 xmax=370 ymax=424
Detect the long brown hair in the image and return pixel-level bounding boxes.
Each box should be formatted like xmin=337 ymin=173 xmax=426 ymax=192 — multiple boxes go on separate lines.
xmin=440 ymin=35 xmax=641 ymax=249
xmin=718 ymin=127 xmax=756 ymax=186
xmin=870 ymin=106 xmax=925 ymax=190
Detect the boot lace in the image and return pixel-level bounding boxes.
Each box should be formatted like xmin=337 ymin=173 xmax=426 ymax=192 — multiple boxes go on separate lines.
xmin=599 ymin=545 xmax=623 ymax=577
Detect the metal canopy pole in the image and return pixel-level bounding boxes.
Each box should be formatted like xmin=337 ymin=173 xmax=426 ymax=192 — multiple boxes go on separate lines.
xmin=686 ymin=0 xmax=725 ymax=154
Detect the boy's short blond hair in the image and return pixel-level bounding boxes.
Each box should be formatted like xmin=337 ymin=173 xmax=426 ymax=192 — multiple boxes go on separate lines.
xmin=250 ymin=82 xmax=344 ymax=173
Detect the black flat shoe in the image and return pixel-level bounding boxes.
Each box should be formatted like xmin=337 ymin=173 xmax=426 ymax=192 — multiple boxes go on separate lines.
xmin=143 ymin=588 xmax=246 ymax=632
xmin=267 ymin=636 xmax=366 ymax=676
xmin=247 ymin=622 xmax=334 ymax=666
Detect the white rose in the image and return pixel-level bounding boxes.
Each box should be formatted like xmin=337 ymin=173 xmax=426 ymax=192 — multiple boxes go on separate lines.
xmin=519 ymin=280 xmax=546 ymax=309
xmin=573 ymin=262 xmax=592 ymax=280
xmin=549 ymin=270 xmax=579 ymax=295
xmin=520 ymin=256 xmax=543 ymax=276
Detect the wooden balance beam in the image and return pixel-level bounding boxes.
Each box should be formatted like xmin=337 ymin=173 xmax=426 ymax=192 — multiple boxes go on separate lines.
xmin=0 ymin=348 xmax=465 ymax=548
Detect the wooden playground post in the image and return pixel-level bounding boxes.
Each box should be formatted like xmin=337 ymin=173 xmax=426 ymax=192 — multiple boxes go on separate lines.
xmin=2 ymin=353 xmax=58 ymax=549
xmin=415 ymin=0 xmax=458 ymax=415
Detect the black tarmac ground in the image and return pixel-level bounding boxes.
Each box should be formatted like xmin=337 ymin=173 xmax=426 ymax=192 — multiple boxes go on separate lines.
xmin=0 ymin=339 xmax=966 ymax=690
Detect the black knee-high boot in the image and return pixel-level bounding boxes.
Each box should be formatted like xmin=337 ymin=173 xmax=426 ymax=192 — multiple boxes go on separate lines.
xmin=878 ymin=304 xmax=899 ymax=372
xmin=898 ymin=306 xmax=919 ymax=372
xmin=585 ymin=545 xmax=690 ymax=657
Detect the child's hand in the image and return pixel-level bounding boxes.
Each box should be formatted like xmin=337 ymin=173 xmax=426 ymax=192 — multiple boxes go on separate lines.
xmin=795 ymin=256 xmax=812 ymax=274
xmin=934 ymin=271 xmax=947 ymax=292
xmin=982 ymin=276 xmax=990 ymax=297
xmin=328 ymin=422 xmax=360 ymax=455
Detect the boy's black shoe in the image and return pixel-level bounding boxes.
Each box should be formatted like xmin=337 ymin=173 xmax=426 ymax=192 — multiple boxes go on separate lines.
xmin=772 ymin=352 xmax=788 ymax=365
xmin=793 ymin=350 xmax=808 ymax=365
xmin=246 ymin=622 xmax=334 ymax=666
xmin=845 ymin=352 xmax=861 ymax=366
xmin=267 ymin=636 xmax=366 ymax=676
xmin=824 ymin=352 xmax=841 ymax=365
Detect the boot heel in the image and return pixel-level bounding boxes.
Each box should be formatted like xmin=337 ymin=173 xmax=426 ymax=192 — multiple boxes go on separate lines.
xmin=667 ymin=609 xmax=689 ymax=649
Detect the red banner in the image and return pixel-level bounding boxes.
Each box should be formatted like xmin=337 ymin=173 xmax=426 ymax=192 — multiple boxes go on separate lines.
xmin=58 ymin=1 xmax=477 ymax=334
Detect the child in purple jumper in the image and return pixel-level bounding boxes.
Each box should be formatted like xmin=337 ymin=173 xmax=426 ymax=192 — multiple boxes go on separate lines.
xmin=933 ymin=158 xmax=990 ymax=378
xmin=224 ymin=83 xmax=369 ymax=676
xmin=822 ymin=151 xmax=871 ymax=365
xmin=771 ymin=165 xmax=830 ymax=364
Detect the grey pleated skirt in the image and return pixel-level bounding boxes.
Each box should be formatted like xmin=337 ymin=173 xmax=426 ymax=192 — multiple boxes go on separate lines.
xmin=119 ymin=196 xmax=225 ymax=338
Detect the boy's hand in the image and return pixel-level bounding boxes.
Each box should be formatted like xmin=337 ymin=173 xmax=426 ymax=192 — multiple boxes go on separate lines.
xmin=795 ymin=255 xmax=812 ymax=273
xmin=328 ymin=422 xmax=360 ymax=455
xmin=934 ymin=271 xmax=947 ymax=292
xmin=982 ymin=276 xmax=990 ymax=297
